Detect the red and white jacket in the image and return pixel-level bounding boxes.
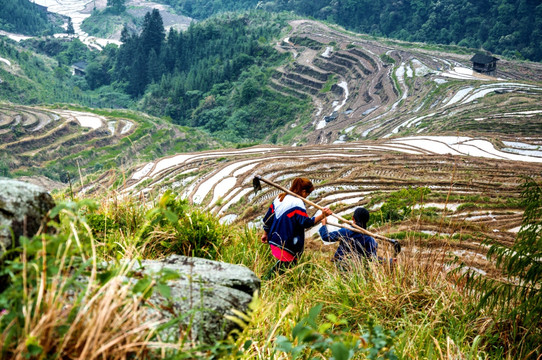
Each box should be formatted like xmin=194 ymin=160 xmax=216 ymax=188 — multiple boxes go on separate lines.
xmin=262 ymin=194 xmax=316 ymax=260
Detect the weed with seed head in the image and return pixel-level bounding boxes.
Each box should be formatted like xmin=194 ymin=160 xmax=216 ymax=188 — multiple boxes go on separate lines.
xmin=0 ymin=200 xmax=177 ymax=359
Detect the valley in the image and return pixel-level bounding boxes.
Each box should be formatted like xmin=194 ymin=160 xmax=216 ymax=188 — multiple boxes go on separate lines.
xmin=2 ymin=17 xmax=541 ymax=278
xmin=1 ymin=3 xmax=542 ymax=357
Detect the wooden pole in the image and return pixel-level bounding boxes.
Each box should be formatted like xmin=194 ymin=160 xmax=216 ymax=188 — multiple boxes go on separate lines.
xmin=254 ymin=175 xmax=399 ymax=247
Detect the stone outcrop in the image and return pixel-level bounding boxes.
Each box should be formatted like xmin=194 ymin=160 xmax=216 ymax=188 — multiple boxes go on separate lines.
xmin=16 ymin=176 xmax=66 ymax=192
xmin=0 ymin=178 xmax=55 ymax=257
xmin=135 ymin=255 xmax=260 ymax=342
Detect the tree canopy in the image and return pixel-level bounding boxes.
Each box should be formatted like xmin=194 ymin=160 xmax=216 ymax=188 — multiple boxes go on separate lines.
xmin=85 ymin=11 xmax=309 ymax=142
xmin=161 ymin=0 xmax=542 ymax=62
xmin=0 ymin=0 xmax=60 ymax=36
xmin=107 ymin=0 xmax=126 ymax=14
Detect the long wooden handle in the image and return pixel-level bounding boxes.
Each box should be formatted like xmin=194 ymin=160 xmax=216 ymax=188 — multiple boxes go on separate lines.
xmin=323 ymin=221 xmax=369 ymax=235
xmin=256 ymin=176 xmax=397 ymax=245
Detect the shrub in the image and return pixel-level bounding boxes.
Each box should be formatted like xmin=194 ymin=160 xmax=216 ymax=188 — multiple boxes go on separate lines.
xmin=370 ymin=187 xmax=430 ymax=226
xmin=275 ymin=304 xmax=398 ymax=359
xmin=379 ymin=54 xmax=396 ymax=64
xmin=456 ymin=202 xmax=479 ymax=212
xmin=87 ymin=213 xmax=121 ymax=235
xmin=462 ymin=178 xmax=542 ymax=358
xmin=138 ymin=190 xmax=227 ymax=259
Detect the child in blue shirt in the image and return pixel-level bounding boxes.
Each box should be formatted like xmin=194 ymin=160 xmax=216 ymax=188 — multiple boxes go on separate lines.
xmin=319 ymin=207 xmax=378 ymax=263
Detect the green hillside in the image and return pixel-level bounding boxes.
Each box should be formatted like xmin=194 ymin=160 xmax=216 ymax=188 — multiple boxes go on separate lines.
xmin=0 ymin=0 xmax=63 ymax=36
xmin=84 ymin=11 xmax=312 ymax=143
xmin=160 ymin=0 xmax=542 ymax=62
xmin=1 ymin=160 xmax=541 ymax=359
xmin=0 ymin=37 xmax=117 ymax=106
xmin=0 ymin=3 xmax=541 ymax=359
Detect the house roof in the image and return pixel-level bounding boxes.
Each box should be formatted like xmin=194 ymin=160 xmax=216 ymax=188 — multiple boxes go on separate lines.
xmin=470 ymin=53 xmax=499 ymax=64
xmin=72 ymin=61 xmax=88 ymax=70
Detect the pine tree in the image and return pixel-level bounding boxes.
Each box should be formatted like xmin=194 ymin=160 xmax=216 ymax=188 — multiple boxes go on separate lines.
xmin=141 ymin=9 xmax=165 ymax=55
xmin=147 ymin=49 xmax=161 ymax=83
xmin=464 ymin=178 xmax=542 ymax=357
xmin=120 ymin=25 xmax=131 ymax=43
xmin=66 ymin=18 xmax=74 ymax=35
xmin=128 ymin=49 xmax=148 ymax=96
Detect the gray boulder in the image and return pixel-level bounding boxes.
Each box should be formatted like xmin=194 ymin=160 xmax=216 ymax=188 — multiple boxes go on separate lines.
xmin=135 ymin=255 xmax=260 ymax=342
xmin=0 ymin=178 xmax=55 ymax=257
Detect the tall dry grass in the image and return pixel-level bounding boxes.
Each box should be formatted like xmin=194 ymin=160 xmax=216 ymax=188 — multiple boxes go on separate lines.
xmin=218 ymin=223 xmax=490 ymax=359
xmin=0 ymin=186 xmax=522 ymax=359
xmin=0 ymin=200 xmax=181 ymax=359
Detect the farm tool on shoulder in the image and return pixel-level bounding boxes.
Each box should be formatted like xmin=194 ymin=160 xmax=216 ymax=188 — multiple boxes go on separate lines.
xmin=252 ymin=175 xmax=401 ymax=255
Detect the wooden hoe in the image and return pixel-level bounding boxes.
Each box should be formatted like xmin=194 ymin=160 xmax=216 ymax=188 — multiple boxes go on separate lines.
xmin=252 ymin=175 xmax=401 ymax=255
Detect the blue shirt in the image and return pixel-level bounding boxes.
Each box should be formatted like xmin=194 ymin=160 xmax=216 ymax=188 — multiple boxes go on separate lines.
xmin=318 ymin=225 xmax=377 ymax=261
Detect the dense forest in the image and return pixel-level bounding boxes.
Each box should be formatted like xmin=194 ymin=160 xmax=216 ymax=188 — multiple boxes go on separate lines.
xmin=162 ymin=0 xmax=542 ymax=62
xmin=1 ymin=0 xmax=541 ymax=61
xmin=0 ymin=37 xmax=123 ymax=106
xmin=85 ymin=11 xmax=311 ymax=142
xmin=0 ymin=0 xmax=62 ymax=36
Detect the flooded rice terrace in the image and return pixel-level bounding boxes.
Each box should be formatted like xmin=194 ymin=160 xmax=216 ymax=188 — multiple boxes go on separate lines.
xmin=118 ymin=139 xmax=542 ymax=279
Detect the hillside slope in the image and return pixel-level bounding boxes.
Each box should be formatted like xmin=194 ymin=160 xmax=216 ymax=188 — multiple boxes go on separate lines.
xmin=85 ymin=20 xmax=542 ymax=280
xmin=4 ymin=20 xmax=542 ymax=248
xmin=106 ymin=137 xmax=541 ymax=279
xmin=271 ymin=20 xmax=542 ymax=145
xmin=0 ymin=104 xmax=219 ymax=183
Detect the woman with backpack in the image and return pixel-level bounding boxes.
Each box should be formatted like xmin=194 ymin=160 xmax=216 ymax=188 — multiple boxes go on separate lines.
xmin=261 ymin=177 xmax=332 ymax=279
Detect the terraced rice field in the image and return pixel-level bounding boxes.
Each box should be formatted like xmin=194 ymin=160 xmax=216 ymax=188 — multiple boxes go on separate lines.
xmin=118 ymin=139 xmax=542 ymax=278
xmin=0 ymin=104 xmax=215 ymax=181
xmin=0 ymin=105 xmax=131 ymax=170
xmin=4 ymin=18 xmax=542 ymax=279
xmin=272 ymin=20 xmax=542 ymax=146
xmin=100 ymin=19 xmax=542 ymax=277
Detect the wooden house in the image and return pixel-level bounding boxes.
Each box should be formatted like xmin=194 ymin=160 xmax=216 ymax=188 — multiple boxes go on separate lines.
xmin=470 ymin=53 xmax=499 ymax=76
xmin=71 ymin=61 xmax=88 ymax=76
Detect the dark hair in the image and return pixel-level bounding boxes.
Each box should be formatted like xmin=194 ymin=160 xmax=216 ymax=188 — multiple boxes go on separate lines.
xmin=353 ymin=207 xmax=370 ymax=229
xmin=278 ymin=177 xmax=314 ymax=201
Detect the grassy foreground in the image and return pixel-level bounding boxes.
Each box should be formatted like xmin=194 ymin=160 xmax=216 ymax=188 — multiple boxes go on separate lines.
xmin=1 ymin=185 xmax=540 ymax=359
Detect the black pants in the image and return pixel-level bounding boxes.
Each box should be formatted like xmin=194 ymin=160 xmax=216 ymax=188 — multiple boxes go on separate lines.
xmin=263 ymin=259 xmax=297 ymax=280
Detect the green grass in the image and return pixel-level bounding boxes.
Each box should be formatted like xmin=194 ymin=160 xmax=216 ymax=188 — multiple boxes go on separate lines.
xmin=279 ymin=119 xmax=305 ymax=144
xmin=390 ymin=69 xmax=402 ymax=99
xmin=320 ymin=74 xmax=338 ymax=93
xmin=0 ymin=182 xmax=536 ymax=359
xmin=380 ymin=54 xmax=396 ymax=64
